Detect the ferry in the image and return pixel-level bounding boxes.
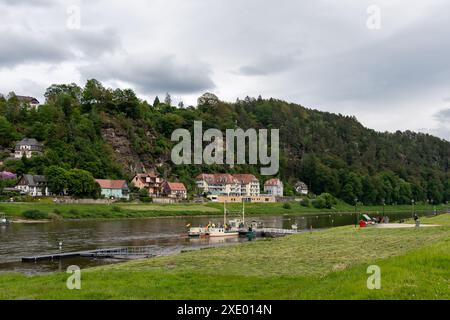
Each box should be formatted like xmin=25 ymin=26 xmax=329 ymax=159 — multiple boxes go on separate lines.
xmin=188 ymin=201 xmax=244 ymax=238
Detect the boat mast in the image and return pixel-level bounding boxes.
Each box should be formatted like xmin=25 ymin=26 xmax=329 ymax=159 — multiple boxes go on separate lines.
xmin=242 ymin=200 xmax=245 ymax=224
xmin=224 ymin=201 xmax=227 ymax=226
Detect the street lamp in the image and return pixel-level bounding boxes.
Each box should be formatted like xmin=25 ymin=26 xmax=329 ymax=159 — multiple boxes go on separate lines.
xmin=411 ymin=199 xmax=415 ymax=219
xmin=354 ymin=197 xmax=359 ymax=227
xmin=382 ymin=198 xmax=385 ymax=216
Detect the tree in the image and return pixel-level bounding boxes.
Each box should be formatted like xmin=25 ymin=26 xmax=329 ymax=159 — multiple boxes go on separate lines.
xmin=45 ymin=83 xmax=82 ymax=104
xmin=164 ymin=93 xmax=172 ymax=106
xmin=45 ymin=166 xmax=69 ymax=195
xmin=67 ymin=169 xmax=98 ymax=197
xmin=153 ymin=96 xmax=160 ymax=108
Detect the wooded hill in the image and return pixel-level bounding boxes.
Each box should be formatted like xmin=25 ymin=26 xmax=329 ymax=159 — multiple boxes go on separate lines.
xmin=0 ymin=80 xmax=449 ymax=204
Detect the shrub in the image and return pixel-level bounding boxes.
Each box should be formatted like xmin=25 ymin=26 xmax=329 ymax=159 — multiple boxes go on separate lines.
xmin=283 ymin=203 xmax=292 ymax=210
xmin=300 ymin=198 xmax=310 ymax=207
xmin=68 ymin=209 xmax=80 ymax=215
xmin=112 ymin=206 xmax=122 ymax=212
xmin=22 ymin=210 xmax=49 ymax=220
xmin=313 ymin=193 xmax=337 ymax=209
xmin=53 ymin=209 xmax=62 ymax=215
xmin=312 ymin=197 xmax=327 ymax=209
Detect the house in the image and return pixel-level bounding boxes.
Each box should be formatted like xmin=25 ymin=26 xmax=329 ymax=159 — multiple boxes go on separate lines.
xmin=16 ymin=175 xmax=51 ymax=197
xmin=17 ymin=96 xmax=40 ymax=109
xmin=131 ymin=172 xmax=163 ymax=197
xmin=95 ymin=179 xmax=130 ymax=200
xmin=196 ymin=173 xmax=241 ymax=196
xmin=14 ymin=138 xmax=43 ymax=159
xmin=0 ymin=171 xmax=17 ymax=180
xmin=264 ymin=178 xmax=284 ymax=197
xmin=295 ymin=181 xmax=309 ymax=195
xmin=215 ymin=195 xmax=276 ymax=203
xmin=196 ymin=173 xmax=261 ymax=197
xmin=162 ymin=182 xmax=187 ymax=199
xmin=232 ymin=174 xmax=260 ymax=196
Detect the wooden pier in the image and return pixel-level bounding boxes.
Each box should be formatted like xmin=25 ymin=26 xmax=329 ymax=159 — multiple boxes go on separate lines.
xmin=255 ymin=228 xmax=301 ymax=237
xmin=22 ymin=247 xmax=155 ymax=262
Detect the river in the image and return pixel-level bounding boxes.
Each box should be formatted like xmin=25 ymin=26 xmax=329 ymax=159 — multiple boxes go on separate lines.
xmin=0 ymin=211 xmax=426 ymax=274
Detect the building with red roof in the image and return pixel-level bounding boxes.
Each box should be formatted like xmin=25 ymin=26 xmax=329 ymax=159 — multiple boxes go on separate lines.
xmin=95 ymin=179 xmax=129 ymax=200
xmin=162 ymin=181 xmax=187 ymax=199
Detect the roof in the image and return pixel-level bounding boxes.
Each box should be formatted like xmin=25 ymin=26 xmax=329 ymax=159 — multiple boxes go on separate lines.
xmin=265 ymin=178 xmax=283 ymax=186
xmin=232 ymin=174 xmax=259 ymax=184
xmin=16 ymin=96 xmax=40 ymax=104
xmin=196 ymin=173 xmax=238 ymax=185
xmin=19 ymin=174 xmax=47 ymax=186
xmin=295 ymin=181 xmax=308 ymax=189
xmin=95 ymin=179 xmax=128 ymax=190
xmin=165 ymin=182 xmax=187 ymax=191
xmin=16 ymin=138 xmax=42 ymax=147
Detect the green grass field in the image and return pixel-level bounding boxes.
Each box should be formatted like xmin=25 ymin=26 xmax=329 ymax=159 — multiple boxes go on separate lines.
xmin=0 ymin=200 xmax=447 ymax=220
xmin=1 ymin=214 xmax=449 ymax=300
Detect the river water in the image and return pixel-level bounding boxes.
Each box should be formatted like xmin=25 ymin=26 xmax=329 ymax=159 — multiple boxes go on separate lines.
xmin=0 ymin=211 xmax=427 ymax=274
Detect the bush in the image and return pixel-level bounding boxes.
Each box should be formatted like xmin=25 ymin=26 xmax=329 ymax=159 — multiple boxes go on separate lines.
xmin=22 ymin=210 xmax=49 ymax=220
xmin=112 ymin=206 xmax=122 ymax=212
xmin=68 ymin=209 xmax=80 ymax=215
xmin=53 ymin=209 xmax=62 ymax=215
xmin=300 ymin=198 xmax=310 ymax=207
xmin=312 ymin=197 xmax=327 ymax=209
xmin=313 ymin=193 xmax=337 ymax=209
xmin=283 ymin=203 xmax=292 ymax=210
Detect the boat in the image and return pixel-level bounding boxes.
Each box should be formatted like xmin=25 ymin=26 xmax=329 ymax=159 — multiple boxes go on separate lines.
xmin=206 ymin=227 xmax=239 ymax=237
xmin=187 ymin=201 xmax=241 ymax=238
xmin=188 ymin=227 xmax=208 ymax=237
xmin=0 ymin=214 xmax=10 ymax=225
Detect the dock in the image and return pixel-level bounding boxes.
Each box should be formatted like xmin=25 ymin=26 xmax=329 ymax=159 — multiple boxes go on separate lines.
xmin=255 ymin=228 xmax=301 ymax=237
xmin=22 ymin=247 xmax=155 ymax=262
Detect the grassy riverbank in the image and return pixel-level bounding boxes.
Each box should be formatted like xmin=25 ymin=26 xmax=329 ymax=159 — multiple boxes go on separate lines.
xmin=1 ymin=214 xmax=449 ymax=300
xmin=0 ymin=200 xmax=447 ymax=220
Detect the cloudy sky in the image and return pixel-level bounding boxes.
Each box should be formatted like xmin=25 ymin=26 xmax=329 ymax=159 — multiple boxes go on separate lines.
xmin=0 ymin=0 xmax=449 ymax=141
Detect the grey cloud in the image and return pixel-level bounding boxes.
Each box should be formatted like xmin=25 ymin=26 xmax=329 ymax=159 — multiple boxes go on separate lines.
xmin=79 ymin=55 xmax=215 ymax=95
xmin=238 ymin=54 xmax=299 ymax=76
xmin=434 ymin=108 xmax=450 ymax=124
xmin=428 ymin=108 xmax=450 ymax=142
xmin=293 ymin=7 xmax=450 ymax=107
xmin=0 ymin=0 xmax=54 ymax=7
xmin=0 ymin=32 xmax=72 ymax=67
xmin=0 ymin=28 xmax=121 ymax=68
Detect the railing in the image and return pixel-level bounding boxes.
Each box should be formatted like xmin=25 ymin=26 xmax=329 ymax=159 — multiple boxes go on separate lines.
xmin=82 ymin=247 xmax=155 ymax=257
xmin=256 ymin=228 xmax=300 ymax=235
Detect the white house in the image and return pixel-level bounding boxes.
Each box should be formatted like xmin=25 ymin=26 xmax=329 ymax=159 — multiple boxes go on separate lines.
xmin=264 ymin=178 xmax=284 ymax=197
xmin=295 ymin=181 xmax=309 ymax=195
xmin=17 ymin=96 xmax=40 ymax=109
xmin=232 ymin=174 xmax=260 ymax=196
xmin=16 ymin=175 xmax=51 ymax=197
xmin=196 ymin=173 xmax=241 ymax=196
xmin=14 ymin=138 xmax=43 ymax=159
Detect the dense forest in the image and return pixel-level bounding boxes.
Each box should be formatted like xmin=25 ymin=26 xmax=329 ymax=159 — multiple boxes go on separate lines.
xmin=0 ymin=80 xmax=449 ymax=204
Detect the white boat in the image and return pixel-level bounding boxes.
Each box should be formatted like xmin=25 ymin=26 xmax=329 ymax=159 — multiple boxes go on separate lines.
xmin=188 ymin=227 xmax=208 ymax=237
xmin=206 ymin=228 xmax=239 ymax=237
xmin=0 ymin=214 xmax=9 ymax=225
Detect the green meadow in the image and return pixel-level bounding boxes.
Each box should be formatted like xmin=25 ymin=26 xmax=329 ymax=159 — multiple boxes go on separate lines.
xmin=1 ymin=214 xmax=449 ymax=300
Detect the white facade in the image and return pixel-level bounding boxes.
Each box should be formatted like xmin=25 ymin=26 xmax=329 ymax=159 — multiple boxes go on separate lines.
xmin=264 ymin=179 xmax=284 ymax=197
xmin=196 ymin=174 xmax=260 ymax=197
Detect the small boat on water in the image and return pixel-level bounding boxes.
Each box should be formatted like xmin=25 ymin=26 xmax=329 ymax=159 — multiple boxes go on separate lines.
xmin=0 ymin=214 xmax=10 ymax=225
xmin=207 ymin=228 xmax=239 ymax=237
xmin=188 ymin=201 xmax=245 ymax=238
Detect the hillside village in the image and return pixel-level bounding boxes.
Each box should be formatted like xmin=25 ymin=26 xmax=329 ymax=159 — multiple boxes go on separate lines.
xmin=1 ymin=133 xmax=307 ymax=204
xmin=1 ymin=87 xmax=449 ymax=208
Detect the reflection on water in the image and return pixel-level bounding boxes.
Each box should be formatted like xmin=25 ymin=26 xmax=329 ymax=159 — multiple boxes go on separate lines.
xmin=0 ymin=210 xmax=426 ymax=274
